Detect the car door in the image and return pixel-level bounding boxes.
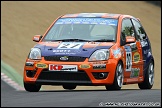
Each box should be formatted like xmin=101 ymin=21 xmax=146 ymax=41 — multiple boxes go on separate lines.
xmin=131 ymin=18 xmax=151 ymax=74
xmin=121 ymin=18 xmax=143 ymax=80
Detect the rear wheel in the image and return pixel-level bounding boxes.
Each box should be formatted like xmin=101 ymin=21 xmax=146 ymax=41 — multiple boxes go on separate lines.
xmin=62 ymin=84 xmax=76 ymax=90
xmin=105 ymin=62 xmax=124 ymax=90
xmin=138 ymin=61 xmax=154 ymax=89
xmin=24 ymin=82 xmax=41 ymax=92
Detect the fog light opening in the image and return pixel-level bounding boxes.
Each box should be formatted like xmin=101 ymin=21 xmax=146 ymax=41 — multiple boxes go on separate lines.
xmin=99 ymin=73 xmax=105 ymax=79
xmin=26 ymin=70 xmax=36 ymax=77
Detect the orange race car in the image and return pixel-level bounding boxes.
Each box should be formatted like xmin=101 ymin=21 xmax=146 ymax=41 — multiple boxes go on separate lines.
xmin=23 ymin=13 xmax=154 ymax=92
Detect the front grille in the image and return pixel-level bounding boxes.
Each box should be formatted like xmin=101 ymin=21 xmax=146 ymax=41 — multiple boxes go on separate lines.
xmin=37 ymin=70 xmax=90 ymax=81
xmin=44 ymin=56 xmax=86 ymax=62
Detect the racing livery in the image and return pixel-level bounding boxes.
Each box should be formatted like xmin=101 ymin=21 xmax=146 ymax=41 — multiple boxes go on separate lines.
xmin=23 ymin=13 xmax=154 ymax=92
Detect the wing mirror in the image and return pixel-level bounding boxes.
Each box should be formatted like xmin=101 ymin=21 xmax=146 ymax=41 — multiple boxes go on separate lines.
xmin=137 ymin=18 xmax=141 ymax=22
xmin=126 ymin=36 xmax=136 ymax=44
xmin=33 ymin=35 xmax=42 ymax=42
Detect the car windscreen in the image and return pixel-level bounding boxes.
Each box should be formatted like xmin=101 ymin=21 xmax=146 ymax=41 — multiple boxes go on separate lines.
xmin=42 ymin=18 xmax=118 ymax=42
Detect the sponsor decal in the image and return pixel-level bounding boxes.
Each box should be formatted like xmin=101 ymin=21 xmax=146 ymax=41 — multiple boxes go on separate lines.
xmin=133 ymin=52 xmax=140 ymax=63
xmin=144 ymin=49 xmax=151 ymax=55
xmin=130 ymin=43 xmax=137 ymax=52
xmin=113 ymin=48 xmax=121 ymax=58
xmin=93 ymin=64 xmax=106 ymax=70
xmin=60 ymin=56 xmax=69 ymax=61
xmin=124 ymin=46 xmax=131 ymax=52
xmin=141 ymin=40 xmax=148 ymax=47
xmin=49 ymin=65 xmax=63 ymax=70
xmin=53 ymin=49 xmax=71 ymax=53
xmin=35 ymin=63 xmax=48 ymax=68
xmin=127 ymin=78 xmax=138 ymax=82
xmin=79 ymin=64 xmax=91 ymax=69
xmin=49 ymin=64 xmax=78 ymax=71
xmin=130 ymin=68 xmax=140 ymax=78
xmin=55 ymin=18 xmax=118 ymax=26
xmin=53 ymin=49 xmax=76 ymax=55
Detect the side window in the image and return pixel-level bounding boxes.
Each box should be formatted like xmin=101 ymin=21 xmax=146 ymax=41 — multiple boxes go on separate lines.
xmin=120 ymin=18 xmax=135 ymax=45
xmin=132 ymin=19 xmax=146 ymax=40
xmin=122 ymin=19 xmax=135 ymax=37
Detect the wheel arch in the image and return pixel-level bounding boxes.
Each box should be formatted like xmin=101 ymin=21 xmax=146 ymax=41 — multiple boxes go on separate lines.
xmin=143 ymin=55 xmax=154 ymax=78
xmin=117 ymin=59 xmax=124 ymax=69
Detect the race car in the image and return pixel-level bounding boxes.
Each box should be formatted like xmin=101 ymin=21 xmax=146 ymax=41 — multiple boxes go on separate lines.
xmin=23 ymin=13 xmax=154 ymax=92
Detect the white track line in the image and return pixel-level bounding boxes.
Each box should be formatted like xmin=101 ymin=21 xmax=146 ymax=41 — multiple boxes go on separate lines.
xmin=1 ymin=72 xmax=25 ymax=91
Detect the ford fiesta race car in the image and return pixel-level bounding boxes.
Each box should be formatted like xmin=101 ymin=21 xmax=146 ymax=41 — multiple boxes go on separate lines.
xmin=23 ymin=13 xmax=154 ymax=92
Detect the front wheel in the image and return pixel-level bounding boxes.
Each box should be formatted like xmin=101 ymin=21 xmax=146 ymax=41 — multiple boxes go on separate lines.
xmin=105 ymin=62 xmax=124 ymax=90
xmin=24 ymin=82 xmax=41 ymax=92
xmin=62 ymin=84 xmax=76 ymax=90
xmin=138 ymin=61 xmax=154 ymax=89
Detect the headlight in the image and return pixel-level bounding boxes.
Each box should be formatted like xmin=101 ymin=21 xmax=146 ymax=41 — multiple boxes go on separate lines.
xmin=89 ymin=49 xmax=109 ymax=61
xmin=29 ymin=48 xmax=41 ymax=60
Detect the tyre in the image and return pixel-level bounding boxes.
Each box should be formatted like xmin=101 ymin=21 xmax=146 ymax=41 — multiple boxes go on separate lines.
xmin=138 ymin=61 xmax=154 ymax=89
xmin=24 ymin=82 xmax=41 ymax=92
xmin=105 ymin=61 xmax=124 ymax=90
xmin=62 ymin=84 xmax=76 ymax=90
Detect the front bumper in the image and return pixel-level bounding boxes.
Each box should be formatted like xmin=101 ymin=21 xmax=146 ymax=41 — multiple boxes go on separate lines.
xmin=23 ymin=58 xmax=118 ymax=85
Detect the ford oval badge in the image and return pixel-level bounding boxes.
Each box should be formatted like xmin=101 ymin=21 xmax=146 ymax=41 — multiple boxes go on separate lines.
xmin=60 ymin=56 xmax=68 ymax=61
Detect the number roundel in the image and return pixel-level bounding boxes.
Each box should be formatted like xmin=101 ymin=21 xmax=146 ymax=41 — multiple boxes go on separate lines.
xmin=58 ymin=42 xmax=84 ymax=49
xmin=126 ymin=52 xmax=132 ymax=71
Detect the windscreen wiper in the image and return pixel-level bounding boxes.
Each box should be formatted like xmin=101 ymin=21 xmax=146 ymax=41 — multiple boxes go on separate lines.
xmin=51 ymin=38 xmax=90 ymax=42
xmin=91 ymin=39 xmax=115 ymax=42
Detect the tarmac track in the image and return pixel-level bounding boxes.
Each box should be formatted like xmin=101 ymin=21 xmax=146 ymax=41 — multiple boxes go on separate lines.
xmin=1 ymin=80 xmax=161 ymax=107
xmin=1 ymin=1 xmax=161 ymax=107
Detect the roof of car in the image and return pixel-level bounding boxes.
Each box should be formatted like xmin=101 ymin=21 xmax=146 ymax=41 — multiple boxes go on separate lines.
xmin=61 ymin=13 xmax=122 ymax=19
